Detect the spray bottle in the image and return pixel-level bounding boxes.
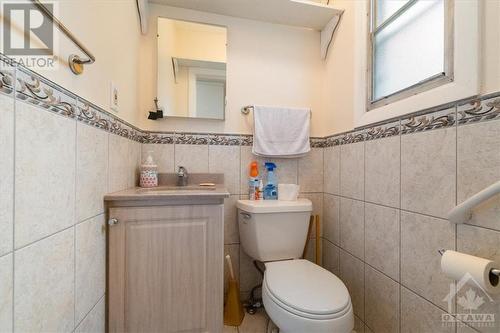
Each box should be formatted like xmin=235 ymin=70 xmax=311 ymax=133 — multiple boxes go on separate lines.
xmin=264 ymin=162 xmax=278 ymax=200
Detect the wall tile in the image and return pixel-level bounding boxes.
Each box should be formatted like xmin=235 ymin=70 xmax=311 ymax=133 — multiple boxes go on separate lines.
xmin=365 ymin=265 xmax=400 ymax=333
xmin=365 ymin=136 xmax=400 ymax=208
xmin=141 ymin=144 xmax=175 ymax=173
xmin=457 ymin=120 xmax=500 ymax=231
xmin=224 ymin=195 xmax=239 ymax=244
xmin=224 ymin=244 xmax=240 ymax=294
xmin=128 ymin=141 xmax=141 ymax=187
xmin=239 ymin=246 xmax=263 ymax=294
xmin=457 ymin=324 xmax=480 ymax=333
xmin=299 ymin=192 xmax=323 ymax=239
xmin=322 ymin=239 xmax=339 ymax=276
xmin=457 ymin=224 xmax=500 ymax=333
xmin=401 ymin=211 xmax=455 ymax=310
xmin=76 ymin=123 xmax=108 ymax=222
xmin=401 ymin=287 xmax=455 ymax=333
xmin=401 ymin=128 xmax=456 ymax=218
xmin=323 ymin=194 xmax=340 ymax=245
xmin=365 ymin=203 xmax=400 ymax=281
xmin=0 ymin=254 xmax=13 ymax=332
xmin=240 ymin=146 xmax=298 ymax=196
xmin=340 ymin=198 xmax=365 ymax=260
xmin=108 ymin=134 xmax=130 ymax=193
xmin=304 ymin=238 xmax=321 ymax=264
xmin=0 ymin=93 xmax=14 ymax=256
xmin=324 ymin=146 xmax=340 ymax=195
xmin=14 ymin=228 xmax=74 ymax=332
xmin=175 ymin=144 xmax=209 ymax=173
xmin=270 ymin=157 xmax=298 ymax=186
xmin=340 ymin=141 xmax=364 ymax=200
xmin=75 ymin=296 xmax=105 ymax=333
xmin=15 ymin=102 xmax=76 ymax=248
xmin=75 ymin=214 xmax=106 ymax=324
xmin=340 ymin=249 xmax=365 ymax=320
xmin=209 ymin=145 xmax=240 ymax=194
xmin=354 ymin=315 xmax=366 ymax=333
xmin=298 ymin=148 xmax=323 ymax=193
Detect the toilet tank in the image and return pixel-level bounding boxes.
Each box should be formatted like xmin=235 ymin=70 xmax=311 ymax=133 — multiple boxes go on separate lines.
xmin=237 ymin=199 xmax=312 ymax=262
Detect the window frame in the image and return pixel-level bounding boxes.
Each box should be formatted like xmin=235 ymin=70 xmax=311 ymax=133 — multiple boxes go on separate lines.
xmin=366 ymin=0 xmax=455 ymax=110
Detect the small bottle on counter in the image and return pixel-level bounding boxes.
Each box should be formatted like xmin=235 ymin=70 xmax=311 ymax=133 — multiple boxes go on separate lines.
xmin=140 ymin=151 xmax=158 ymax=188
xmin=248 ymin=161 xmax=260 ymax=200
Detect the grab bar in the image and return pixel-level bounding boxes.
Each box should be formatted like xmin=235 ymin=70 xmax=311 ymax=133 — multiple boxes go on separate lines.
xmin=31 ymin=0 xmax=95 ymax=75
xmin=447 ymin=180 xmax=500 ymax=224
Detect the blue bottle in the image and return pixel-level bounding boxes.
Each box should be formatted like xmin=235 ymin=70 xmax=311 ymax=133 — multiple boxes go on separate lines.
xmin=263 ymin=162 xmax=278 ymax=200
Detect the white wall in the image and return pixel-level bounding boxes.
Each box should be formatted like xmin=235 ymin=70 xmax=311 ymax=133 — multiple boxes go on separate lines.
xmin=0 ymin=0 xmax=142 ymax=127
xmin=322 ymin=0 xmax=500 ymax=135
xmin=481 ymin=0 xmax=500 ymax=94
xmin=139 ymin=4 xmax=325 ymax=136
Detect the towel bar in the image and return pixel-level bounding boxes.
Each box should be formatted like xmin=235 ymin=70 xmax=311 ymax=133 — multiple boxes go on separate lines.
xmin=241 ymin=105 xmax=312 ymax=118
xmin=447 ymin=180 xmax=500 ymax=224
xmin=30 ymin=0 xmax=95 ymax=75
xmin=241 ymin=105 xmax=253 ymax=115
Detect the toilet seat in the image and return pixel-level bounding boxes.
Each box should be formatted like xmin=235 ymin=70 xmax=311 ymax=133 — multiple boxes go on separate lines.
xmin=262 ymin=260 xmax=354 ymax=333
xmin=263 ymin=260 xmax=351 ymax=319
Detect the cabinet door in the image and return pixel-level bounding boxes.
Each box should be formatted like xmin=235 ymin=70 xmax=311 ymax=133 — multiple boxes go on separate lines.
xmin=108 ymin=205 xmax=223 ymax=333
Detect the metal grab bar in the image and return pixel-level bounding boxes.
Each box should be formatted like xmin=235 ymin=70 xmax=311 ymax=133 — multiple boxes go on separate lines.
xmin=447 ymin=180 xmax=500 ymax=224
xmin=31 ymin=0 xmax=95 ymax=75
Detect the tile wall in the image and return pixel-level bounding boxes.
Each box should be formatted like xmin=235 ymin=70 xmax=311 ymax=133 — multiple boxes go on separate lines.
xmin=321 ymin=97 xmax=500 ymax=333
xmin=0 ymin=62 xmax=141 ymax=332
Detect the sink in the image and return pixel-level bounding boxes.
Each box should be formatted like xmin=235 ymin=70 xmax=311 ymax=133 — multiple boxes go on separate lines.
xmin=137 ymin=185 xmax=217 ymax=194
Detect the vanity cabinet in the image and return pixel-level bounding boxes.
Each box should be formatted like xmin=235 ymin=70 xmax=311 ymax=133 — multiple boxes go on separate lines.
xmin=107 ymin=204 xmax=224 ymax=333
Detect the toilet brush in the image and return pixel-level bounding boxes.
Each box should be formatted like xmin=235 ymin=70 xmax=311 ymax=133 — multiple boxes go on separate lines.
xmin=224 ymin=254 xmax=245 ymax=326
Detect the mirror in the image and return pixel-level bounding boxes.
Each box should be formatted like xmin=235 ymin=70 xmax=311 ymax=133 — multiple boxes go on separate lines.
xmin=157 ymin=18 xmax=227 ymax=120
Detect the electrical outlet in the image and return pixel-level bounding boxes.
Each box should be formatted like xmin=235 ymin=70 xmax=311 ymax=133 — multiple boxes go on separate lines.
xmin=110 ymin=81 xmax=119 ymax=112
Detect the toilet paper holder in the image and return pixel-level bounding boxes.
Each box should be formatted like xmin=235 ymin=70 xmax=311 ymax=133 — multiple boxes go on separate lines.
xmin=438 ymin=249 xmax=500 ymax=276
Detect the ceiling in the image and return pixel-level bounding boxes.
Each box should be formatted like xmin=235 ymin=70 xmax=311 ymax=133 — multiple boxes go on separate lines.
xmin=149 ymin=0 xmax=342 ymax=30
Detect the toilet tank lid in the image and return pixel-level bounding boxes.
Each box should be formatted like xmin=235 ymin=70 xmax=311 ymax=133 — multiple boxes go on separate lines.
xmin=237 ymin=199 xmax=312 ymax=213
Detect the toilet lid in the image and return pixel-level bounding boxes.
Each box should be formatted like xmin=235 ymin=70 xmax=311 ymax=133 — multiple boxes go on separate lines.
xmin=264 ymin=260 xmax=350 ymax=316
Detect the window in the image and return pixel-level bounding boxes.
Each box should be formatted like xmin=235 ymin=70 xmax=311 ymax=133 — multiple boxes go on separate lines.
xmin=368 ymin=0 xmax=453 ymax=109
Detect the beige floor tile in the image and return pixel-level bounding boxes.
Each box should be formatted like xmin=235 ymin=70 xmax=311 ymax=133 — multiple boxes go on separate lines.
xmin=238 ymin=308 xmax=269 ymax=333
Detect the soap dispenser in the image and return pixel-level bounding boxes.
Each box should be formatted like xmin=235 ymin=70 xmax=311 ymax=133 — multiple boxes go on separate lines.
xmin=263 ymin=162 xmax=278 ymax=200
xmin=140 ymin=151 xmax=158 ymax=188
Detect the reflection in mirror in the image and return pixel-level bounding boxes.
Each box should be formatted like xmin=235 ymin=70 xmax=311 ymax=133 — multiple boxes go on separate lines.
xmin=157 ymin=18 xmax=227 ymax=120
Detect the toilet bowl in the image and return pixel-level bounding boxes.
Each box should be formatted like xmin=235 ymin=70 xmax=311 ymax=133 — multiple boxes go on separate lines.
xmin=262 ymin=260 xmax=353 ymax=333
xmin=237 ymin=199 xmax=354 ymax=333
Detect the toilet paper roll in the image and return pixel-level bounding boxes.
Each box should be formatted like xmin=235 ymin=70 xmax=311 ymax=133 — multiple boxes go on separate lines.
xmin=441 ymin=250 xmax=500 ymax=294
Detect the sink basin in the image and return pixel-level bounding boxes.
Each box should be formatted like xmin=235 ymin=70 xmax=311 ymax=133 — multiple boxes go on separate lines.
xmin=137 ymin=185 xmax=216 ymax=194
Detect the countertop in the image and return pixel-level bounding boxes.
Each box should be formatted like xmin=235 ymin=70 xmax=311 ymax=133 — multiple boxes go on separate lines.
xmin=104 ymin=185 xmax=230 ymax=202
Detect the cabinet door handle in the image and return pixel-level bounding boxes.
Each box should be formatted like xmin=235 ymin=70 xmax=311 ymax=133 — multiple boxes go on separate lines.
xmin=108 ymin=218 xmax=119 ymax=226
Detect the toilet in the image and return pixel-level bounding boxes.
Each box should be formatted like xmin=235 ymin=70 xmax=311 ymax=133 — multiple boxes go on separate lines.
xmin=237 ymin=199 xmax=354 ymax=333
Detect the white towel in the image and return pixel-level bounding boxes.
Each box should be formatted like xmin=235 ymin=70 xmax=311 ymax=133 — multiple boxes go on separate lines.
xmin=252 ymin=105 xmax=311 ymax=158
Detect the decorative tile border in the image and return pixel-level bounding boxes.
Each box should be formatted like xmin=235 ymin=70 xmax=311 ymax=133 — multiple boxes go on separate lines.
xmin=0 ymin=55 xmax=143 ymax=142
xmin=457 ymin=95 xmax=500 ymax=125
xmin=208 ymin=134 xmax=241 ymax=146
xmin=400 ymin=106 xmax=456 ymax=135
xmin=1 ymin=53 xmax=499 ymax=148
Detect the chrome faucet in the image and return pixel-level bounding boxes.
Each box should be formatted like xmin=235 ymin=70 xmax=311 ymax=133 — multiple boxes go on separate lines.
xmin=177 ymin=166 xmax=189 ymax=186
